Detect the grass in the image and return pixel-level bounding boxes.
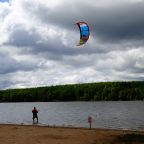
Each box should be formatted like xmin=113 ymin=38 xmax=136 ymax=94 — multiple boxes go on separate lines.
xmin=92 ymin=133 xmax=144 ymax=144
xmin=117 ymin=133 xmax=144 ymax=143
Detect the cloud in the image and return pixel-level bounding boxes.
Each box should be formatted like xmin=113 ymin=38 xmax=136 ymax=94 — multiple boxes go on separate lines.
xmin=0 ymin=0 xmax=144 ymax=89
xmin=18 ymin=0 xmax=144 ymax=42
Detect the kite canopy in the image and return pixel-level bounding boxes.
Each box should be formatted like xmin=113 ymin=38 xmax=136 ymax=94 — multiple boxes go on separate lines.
xmin=75 ymin=22 xmax=90 ymax=46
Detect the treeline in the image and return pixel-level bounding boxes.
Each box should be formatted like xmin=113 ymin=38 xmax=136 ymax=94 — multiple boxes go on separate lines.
xmin=0 ymin=81 xmax=144 ymax=102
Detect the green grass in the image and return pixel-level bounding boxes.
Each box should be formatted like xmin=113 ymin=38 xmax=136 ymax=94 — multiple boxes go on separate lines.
xmin=117 ymin=133 xmax=144 ymax=143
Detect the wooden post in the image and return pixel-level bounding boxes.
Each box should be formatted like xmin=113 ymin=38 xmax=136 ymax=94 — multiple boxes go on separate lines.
xmin=88 ymin=116 xmax=92 ymax=129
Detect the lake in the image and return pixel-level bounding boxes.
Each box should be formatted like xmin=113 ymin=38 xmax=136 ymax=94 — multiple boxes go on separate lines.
xmin=0 ymin=101 xmax=144 ymax=130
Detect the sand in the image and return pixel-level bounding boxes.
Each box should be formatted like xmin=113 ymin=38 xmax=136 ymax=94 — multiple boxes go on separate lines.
xmin=0 ymin=124 xmax=144 ymax=144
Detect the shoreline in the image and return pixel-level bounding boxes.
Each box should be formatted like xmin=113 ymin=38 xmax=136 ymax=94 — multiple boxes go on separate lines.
xmin=0 ymin=123 xmax=144 ymax=132
xmin=0 ymin=124 xmax=144 ymax=144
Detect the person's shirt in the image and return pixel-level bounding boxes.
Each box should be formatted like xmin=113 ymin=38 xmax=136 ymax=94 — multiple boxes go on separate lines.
xmin=32 ymin=109 xmax=38 ymax=116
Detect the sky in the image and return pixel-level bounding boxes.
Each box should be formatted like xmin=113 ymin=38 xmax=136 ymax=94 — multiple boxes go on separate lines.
xmin=0 ymin=0 xmax=144 ymax=89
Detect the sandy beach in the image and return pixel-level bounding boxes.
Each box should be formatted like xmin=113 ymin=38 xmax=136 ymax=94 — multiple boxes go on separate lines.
xmin=0 ymin=124 xmax=143 ymax=144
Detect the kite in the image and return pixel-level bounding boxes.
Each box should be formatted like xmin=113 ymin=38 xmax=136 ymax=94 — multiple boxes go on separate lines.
xmin=75 ymin=21 xmax=90 ymax=46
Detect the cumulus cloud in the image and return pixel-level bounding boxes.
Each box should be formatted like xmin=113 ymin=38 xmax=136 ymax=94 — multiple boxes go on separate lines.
xmin=0 ymin=0 xmax=144 ymax=89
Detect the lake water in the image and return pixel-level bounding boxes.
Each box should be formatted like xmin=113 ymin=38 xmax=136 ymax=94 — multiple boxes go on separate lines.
xmin=0 ymin=101 xmax=144 ymax=130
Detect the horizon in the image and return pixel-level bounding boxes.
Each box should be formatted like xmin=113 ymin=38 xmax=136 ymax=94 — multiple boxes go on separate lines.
xmin=1 ymin=80 xmax=144 ymax=91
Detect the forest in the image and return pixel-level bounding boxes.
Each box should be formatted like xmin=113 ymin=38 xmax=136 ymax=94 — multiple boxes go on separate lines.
xmin=0 ymin=81 xmax=144 ymax=102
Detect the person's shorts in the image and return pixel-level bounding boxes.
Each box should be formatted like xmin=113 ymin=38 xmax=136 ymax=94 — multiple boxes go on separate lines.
xmin=33 ymin=115 xmax=38 ymax=119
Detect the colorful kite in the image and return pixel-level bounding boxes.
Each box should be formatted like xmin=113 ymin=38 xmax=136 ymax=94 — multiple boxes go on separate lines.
xmin=75 ymin=21 xmax=90 ymax=46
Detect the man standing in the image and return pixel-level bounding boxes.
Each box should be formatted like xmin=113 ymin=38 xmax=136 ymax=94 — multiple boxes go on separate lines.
xmin=32 ymin=107 xmax=38 ymax=124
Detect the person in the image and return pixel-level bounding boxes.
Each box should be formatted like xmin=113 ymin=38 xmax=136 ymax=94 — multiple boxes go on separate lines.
xmin=32 ymin=107 xmax=38 ymax=124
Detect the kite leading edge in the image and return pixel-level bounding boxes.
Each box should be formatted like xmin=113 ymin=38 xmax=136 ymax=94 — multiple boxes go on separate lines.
xmin=75 ymin=21 xmax=90 ymax=46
